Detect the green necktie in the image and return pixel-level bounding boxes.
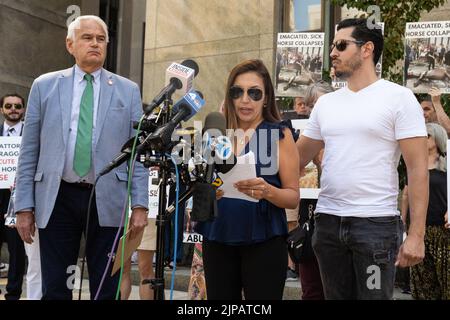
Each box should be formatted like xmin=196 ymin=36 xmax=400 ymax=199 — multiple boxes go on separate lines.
xmin=73 ymin=74 xmax=94 ymax=177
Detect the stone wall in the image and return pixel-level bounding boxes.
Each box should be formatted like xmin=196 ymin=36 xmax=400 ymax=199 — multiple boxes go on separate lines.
xmin=143 ymin=0 xmax=281 ymax=123
xmin=420 ymin=0 xmax=450 ymax=21
xmin=0 ymin=0 xmax=83 ymax=103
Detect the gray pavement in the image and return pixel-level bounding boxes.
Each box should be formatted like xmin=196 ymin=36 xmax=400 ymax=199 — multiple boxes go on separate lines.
xmin=0 ymin=264 xmax=412 ymax=300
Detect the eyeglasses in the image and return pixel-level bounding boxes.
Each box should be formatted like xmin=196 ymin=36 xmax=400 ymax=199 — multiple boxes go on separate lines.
xmin=3 ymin=103 xmax=24 ymax=110
xmin=330 ymin=39 xmax=366 ymax=52
xmin=229 ymin=86 xmax=263 ymax=101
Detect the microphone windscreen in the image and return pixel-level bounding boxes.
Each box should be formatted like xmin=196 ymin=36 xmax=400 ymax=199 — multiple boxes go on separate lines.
xmin=172 ymin=90 xmax=205 ymax=122
xmin=165 ymin=62 xmax=195 ymax=94
xmin=181 ymin=59 xmax=199 ymax=77
xmin=195 ymin=90 xmax=204 ymax=100
xmin=203 ymin=112 xmax=226 ymax=136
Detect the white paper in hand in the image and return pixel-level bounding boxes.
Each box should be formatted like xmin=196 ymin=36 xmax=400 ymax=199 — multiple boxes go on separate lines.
xmin=219 ymin=151 xmax=258 ymax=203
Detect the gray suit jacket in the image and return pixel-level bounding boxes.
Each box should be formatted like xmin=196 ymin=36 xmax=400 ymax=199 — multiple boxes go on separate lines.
xmin=14 ymin=66 xmax=149 ymax=228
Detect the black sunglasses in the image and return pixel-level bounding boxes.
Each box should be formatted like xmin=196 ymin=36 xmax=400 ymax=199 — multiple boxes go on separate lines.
xmin=330 ymin=39 xmax=366 ymax=52
xmin=229 ymin=86 xmax=264 ymax=102
xmin=3 ymin=103 xmax=24 ymax=110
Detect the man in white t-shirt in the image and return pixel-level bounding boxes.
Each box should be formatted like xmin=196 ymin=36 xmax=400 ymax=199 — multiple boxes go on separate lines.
xmin=297 ymin=18 xmax=428 ymax=300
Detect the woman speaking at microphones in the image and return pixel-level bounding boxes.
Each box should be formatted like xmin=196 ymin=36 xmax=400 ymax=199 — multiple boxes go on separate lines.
xmin=195 ymin=59 xmax=299 ymax=300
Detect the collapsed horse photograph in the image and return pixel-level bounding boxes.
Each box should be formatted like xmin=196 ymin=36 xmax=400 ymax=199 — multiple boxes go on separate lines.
xmin=275 ymin=32 xmax=324 ymax=97
xmin=404 ymin=21 xmax=450 ymax=93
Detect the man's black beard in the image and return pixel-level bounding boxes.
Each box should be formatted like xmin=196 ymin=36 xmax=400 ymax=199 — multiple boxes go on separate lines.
xmin=335 ymin=69 xmax=351 ymax=80
xmin=2 ymin=114 xmax=23 ymax=124
xmin=333 ymin=54 xmax=362 ymax=80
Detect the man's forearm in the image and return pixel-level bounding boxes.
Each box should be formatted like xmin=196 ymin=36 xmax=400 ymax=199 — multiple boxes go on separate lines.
xmin=296 ymin=137 xmax=324 ymax=169
xmin=400 ymin=187 xmax=408 ymax=225
xmin=406 ymin=169 xmax=428 ymax=238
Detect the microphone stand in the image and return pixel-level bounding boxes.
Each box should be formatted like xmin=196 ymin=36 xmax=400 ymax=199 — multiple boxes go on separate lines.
xmin=145 ymin=94 xmax=193 ymax=300
xmin=143 ymin=176 xmax=195 ymax=300
xmin=149 ymin=94 xmax=172 ymax=300
xmin=140 ymin=95 xmax=199 ymax=300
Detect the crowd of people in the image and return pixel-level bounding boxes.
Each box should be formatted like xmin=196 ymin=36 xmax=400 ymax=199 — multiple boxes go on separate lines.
xmin=0 ymin=15 xmax=449 ymax=301
xmin=406 ymin=42 xmax=450 ymax=70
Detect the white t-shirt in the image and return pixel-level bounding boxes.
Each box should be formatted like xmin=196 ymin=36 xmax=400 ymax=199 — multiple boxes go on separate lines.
xmin=302 ymin=79 xmax=426 ymax=217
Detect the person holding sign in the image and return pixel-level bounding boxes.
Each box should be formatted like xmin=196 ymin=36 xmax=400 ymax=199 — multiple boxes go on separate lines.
xmin=426 ymin=87 xmax=450 ymax=136
xmin=0 ymin=93 xmax=26 ymax=300
xmin=297 ymin=18 xmax=428 ymax=300
xmin=14 ymin=15 xmax=148 ymax=300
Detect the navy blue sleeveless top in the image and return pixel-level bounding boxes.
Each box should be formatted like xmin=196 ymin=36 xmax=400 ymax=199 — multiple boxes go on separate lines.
xmin=195 ymin=120 xmax=296 ymax=245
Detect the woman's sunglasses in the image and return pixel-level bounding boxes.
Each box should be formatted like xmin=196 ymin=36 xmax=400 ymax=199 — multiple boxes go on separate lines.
xmin=229 ymin=86 xmax=263 ymax=102
xmin=330 ymin=39 xmax=366 ymax=52
xmin=3 ymin=103 xmax=24 ymax=110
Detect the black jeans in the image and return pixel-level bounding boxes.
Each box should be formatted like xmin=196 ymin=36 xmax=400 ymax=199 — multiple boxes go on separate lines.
xmin=203 ymin=236 xmax=287 ymax=300
xmin=312 ymin=213 xmax=403 ymax=300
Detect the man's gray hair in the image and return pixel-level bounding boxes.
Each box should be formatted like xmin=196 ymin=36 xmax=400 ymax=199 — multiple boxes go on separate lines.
xmin=67 ymin=15 xmax=109 ymax=43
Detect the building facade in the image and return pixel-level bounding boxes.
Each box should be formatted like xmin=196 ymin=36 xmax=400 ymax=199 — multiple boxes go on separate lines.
xmin=0 ymin=0 xmax=145 ymax=110
xmin=142 ymin=0 xmax=450 ymax=120
xmin=1 ymin=0 xmax=449 ymax=121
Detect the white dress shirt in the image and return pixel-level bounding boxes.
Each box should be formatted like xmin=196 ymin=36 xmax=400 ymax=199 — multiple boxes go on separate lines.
xmin=3 ymin=121 xmax=23 ymax=137
xmin=62 ymin=65 xmax=101 ymax=184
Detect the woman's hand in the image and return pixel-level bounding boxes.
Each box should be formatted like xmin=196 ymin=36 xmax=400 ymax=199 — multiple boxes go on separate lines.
xmin=234 ymin=177 xmax=270 ymax=200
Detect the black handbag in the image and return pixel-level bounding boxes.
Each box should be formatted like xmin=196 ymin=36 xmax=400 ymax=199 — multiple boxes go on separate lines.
xmin=287 ymin=215 xmax=314 ymax=264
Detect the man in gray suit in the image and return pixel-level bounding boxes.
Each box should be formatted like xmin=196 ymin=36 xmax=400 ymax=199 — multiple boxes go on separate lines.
xmin=14 ymin=15 xmax=149 ymax=300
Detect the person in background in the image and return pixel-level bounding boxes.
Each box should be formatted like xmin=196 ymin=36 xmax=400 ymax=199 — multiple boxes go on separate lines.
xmin=426 ymin=87 xmax=450 ymax=136
xmin=285 ymin=205 xmax=299 ymax=282
xmin=408 ymin=123 xmax=449 ymax=300
xmin=120 ymin=219 xmax=157 ymax=300
xmin=0 ymin=93 xmax=27 ymax=300
xmin=281 ymin=96 xmax=309 ymax=120
xmin=296 ymin=81 xmax=334 ymax=300
xmin=420 ymin=95 xmax=438 ymax=124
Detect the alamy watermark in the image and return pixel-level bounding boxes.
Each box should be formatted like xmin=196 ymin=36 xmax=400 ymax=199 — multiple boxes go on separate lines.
xmin=366 ymin=265 xmax=381 ymax=290
xmin=66 ymin=265 xmax=81 ymax=290
xmin=66 ymin=5 xmax=81 ymax=27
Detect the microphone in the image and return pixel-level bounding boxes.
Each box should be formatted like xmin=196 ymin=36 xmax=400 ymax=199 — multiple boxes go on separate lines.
xmin=143 ymin=90 xmax=205 ymax=152
xmin=172 ymin=90 xmax=204 ymax=122
xmin=144 ymin=59 xmax=199 ymax=115
xmin=97 ymin=134 xmax=144 ymax=177
xmin=190 ymin=112 xmax=237 ymax=222
xmin=202 ymin=112 xmax=236 ymax=182
xmin=165 ymin=59 xmax=199 ymax=94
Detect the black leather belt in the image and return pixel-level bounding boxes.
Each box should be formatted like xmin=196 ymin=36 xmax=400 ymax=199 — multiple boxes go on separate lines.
xmin=62 ymin=180 xmax=94 ymax=189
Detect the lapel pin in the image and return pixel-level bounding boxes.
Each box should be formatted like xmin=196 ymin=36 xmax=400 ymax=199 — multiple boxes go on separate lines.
xmin=108 ymin=79 xmax=113 ymax=86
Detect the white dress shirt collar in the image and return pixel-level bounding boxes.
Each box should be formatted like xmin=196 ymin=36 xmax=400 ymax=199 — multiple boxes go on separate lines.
xmin=3 ymin=121 xmax=23 ymax=136
xmin=74 ymin=65 xmax=102 ymax=85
